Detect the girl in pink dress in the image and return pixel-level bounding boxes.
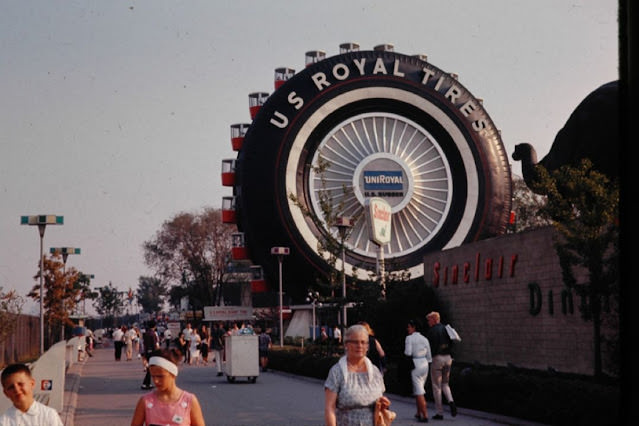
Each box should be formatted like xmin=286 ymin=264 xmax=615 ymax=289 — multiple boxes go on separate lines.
xmin=130 ymin=349 xmax=205 ymax=426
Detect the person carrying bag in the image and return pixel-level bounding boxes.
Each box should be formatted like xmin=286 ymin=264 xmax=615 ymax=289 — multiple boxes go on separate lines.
xmin=426 ymin=311 xmax=458 ymax=420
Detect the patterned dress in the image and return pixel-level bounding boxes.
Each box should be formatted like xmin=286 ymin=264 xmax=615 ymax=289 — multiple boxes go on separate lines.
xmin=142 ymin=390 xmax=193 ymax=426
xmin=324 ymin=361 xmax=385 ymax=426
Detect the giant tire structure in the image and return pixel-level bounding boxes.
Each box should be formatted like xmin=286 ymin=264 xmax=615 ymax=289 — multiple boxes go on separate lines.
xmin=226 ymin=45 xmax=512 ymax=302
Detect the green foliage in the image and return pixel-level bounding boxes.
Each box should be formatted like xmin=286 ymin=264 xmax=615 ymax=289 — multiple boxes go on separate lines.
xmin=510 ymin=175 xmax=552 ymax=232
xmin=143 ymin=207 xmax=234 ymax=308
xmin=93 ymin=281 xmax=124 ymax=319
xmin=531 ymin=159 xmax=619 ymax=377
xmin=268 ymin=347 xmax=619 ymax=426
xmin=288 ymin=155 xmax=359 ymax=299
xmin=136 ymin=276 xmax=167 ymax=314
xmin=269 ymin=346 xmax=340 ymax=380
xmin=450 ymin=362 xmax=619 ymax=425
xmin=534 ymin=159 xmax=619 ymax=313
xmin=28 ymin=253 xmax=81 ymax=330
xmin=350 ymin=278 xmax=437 ymax=360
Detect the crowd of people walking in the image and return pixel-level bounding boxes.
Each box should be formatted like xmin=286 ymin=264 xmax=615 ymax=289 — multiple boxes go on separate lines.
xmin=95 ymin=311 xmax=458 ymax=425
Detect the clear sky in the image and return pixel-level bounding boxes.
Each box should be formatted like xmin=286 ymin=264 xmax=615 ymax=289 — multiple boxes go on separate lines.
xmin=1 ymin=0 xmax=618 ymax=315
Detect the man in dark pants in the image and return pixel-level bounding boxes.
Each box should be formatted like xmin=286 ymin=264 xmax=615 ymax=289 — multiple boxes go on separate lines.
xmin=112 ymin=326 xmax=124 ymax=361
xmin=141 ymin=320 xmax=160 ymax=390
xmin=210 ymin=322 xmax=225 ymax=376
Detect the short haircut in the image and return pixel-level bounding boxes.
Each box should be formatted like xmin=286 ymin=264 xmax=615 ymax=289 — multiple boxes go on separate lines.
xmin=344 ymin=324 xmax=368 ymax=341
xmin=426 ymin=311 xmax=441 ymax=323
xmin=1 ymin=364 xmax=32 ymax=387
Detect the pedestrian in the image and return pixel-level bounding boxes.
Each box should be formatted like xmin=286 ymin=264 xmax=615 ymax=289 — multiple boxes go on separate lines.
xmin=189 ymin=329 xmax=201 ymax=366
xmin=358 ymin=321 xmax=387 ymax=374
xmin=258 ymin=328 xmax=272 ymax=372
xmin=320 ymin=327 xmax=328 ymax=342
xmin=177 ymin=332 xmax=188 ymax=361
xmin=230 ymin=322 xmax=240 ymax=335
xmin=0 ymin=363 xmax=63 ymax=425
xmin=133 ymin=326 xmax=141 ymax=358
xmin=210 ymin=322 xmax=225 ymax=377
xmin=130 ymin=349 xmax=205 ymax=426
xmin=164 ymin=327 xmax=173 ymax=350
xmin=141 ymin=320 xmax=160 ymax=390
xmin=426 ymin=311 xmax=457 ymax=420
xmin=199 ymin=324 xmax=210 ymax=365
xmin=85 ymin=331 xmax=94 ymax=357
xmin=404 ymin=319 xmax=432 ymax=422
xmin=182 ymin=323 xmax=193 ymax=364
xmin=124 ymin=326 xmax=136 ymax=361
xmin=332 ymin=325 xmax=342 ymax=345
xmin=112 ymin=326 xmax=125 ymax=361
xmin=324 ymin=324 xmax=391 ymax=426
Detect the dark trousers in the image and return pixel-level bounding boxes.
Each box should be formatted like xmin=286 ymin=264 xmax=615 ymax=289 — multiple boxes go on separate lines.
xmin=183 ymin=342 xmax=190 ymax=363
xmin=114 ymin=341 xmax=123 ymax=360
xmin=142 ymin=350 xmax=153 ymax=387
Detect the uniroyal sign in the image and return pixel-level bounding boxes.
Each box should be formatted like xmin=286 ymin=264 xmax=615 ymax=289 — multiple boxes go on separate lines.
xmin=268 ymin=54 xmax=489 ymax=137
xmin=366 ymin=197 xmax=392 ymax=245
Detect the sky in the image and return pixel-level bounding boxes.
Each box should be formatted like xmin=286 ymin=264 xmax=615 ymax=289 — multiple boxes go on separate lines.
xmin=1 ymin=1 xmax=619 ymax=315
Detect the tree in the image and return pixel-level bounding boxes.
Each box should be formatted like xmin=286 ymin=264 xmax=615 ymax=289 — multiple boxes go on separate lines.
xmin=136 ymin=276 xmax=167 ymax=314
xmin=0 ymin=287 xmax=24 ymax=345
xmin=28 ymin=253 xmax=81 ymax=343
xmin=74 ymin=273 xmax=99 ymax=316
xmin=93 ymin=282 xmax=125 ymax=322
xmin=510 ymin=174 xmax=552 ymax=232
xmin=289 ymin=156 xmax=360 ymax=303
xmin=533 ymin=159 xmax=619 ymax=378
xmin=143 ymin=207 xmax=234 ymax=309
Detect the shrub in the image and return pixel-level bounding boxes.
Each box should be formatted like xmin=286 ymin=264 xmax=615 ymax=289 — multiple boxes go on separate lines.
xmin=268 ymin=348 xmax=620 ymax=425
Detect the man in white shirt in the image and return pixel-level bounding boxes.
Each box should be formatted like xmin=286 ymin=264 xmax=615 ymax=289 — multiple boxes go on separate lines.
xmin=112 ymin=326 xmax=125 ymax=361
xmin=333 ymin=325 xmax=342 ymax=344
xmin=0 ymin=363 xmax=63 ymax=426
xmin=182 ymin=323 xmax=193 ymax=364
xmin=163 ymin=328 xmax=172 ymax=349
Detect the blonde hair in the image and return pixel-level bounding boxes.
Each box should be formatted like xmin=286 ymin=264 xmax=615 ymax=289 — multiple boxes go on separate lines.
xmin=357 ymin=321 xmax=374 ymax=336
xmin=426 ymin=311 xmax=441 ymax=323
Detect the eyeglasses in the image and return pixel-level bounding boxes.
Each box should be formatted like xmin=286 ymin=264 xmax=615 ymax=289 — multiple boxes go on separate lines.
xmin=345 ymin=340 xmax=369 ymax=346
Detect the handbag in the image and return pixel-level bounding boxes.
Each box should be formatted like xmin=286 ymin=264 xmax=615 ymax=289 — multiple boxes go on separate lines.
xmin=445 ymin=324 xmax=462 ymax=342
xmin=374 ymin=398 xmax=396 ymax=426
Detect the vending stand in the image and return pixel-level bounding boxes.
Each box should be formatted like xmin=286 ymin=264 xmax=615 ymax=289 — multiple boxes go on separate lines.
xmin=223 ymin=334 xmax=259 ymax=383
xmin=203 ymin=306 xmax=259 ymax=383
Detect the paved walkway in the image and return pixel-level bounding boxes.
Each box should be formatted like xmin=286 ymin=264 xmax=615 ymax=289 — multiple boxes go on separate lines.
xmin=63 ymin=344 xmax=545 ymax=426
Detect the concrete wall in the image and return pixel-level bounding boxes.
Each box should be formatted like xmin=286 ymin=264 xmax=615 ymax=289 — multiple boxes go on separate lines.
xmin=423 ymin=226 xmax=613 ymax=376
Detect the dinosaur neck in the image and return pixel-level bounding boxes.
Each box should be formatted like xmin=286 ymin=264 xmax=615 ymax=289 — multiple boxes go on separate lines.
xmin=520 ymin=146 xmax=544 ymax=193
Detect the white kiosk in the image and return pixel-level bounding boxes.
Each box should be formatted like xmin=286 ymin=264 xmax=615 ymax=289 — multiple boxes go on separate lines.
xmin=203 ymin=306 xmax=259 ymax=383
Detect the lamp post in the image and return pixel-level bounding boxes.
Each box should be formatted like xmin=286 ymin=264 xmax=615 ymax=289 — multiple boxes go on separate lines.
xmin=335 ymin=216 xmax=353 ymax=327
xmin=271 ymin=246 xmax=290 ymax=347
xmin=50 ymin=247 xmax=81 ymax=340
xmin=306 ymin=290 xmax=320 ymax=341
xmin=21 ymin=215 xmax=64 ymax=355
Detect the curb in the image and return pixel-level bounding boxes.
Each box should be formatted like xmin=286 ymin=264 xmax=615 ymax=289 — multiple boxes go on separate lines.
xmin=61 ymin=359 xmax=86 ymax=426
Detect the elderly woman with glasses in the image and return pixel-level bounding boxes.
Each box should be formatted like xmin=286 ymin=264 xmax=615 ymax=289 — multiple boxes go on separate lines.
xmin=324 ymin=324 xmax=390 ymax=426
